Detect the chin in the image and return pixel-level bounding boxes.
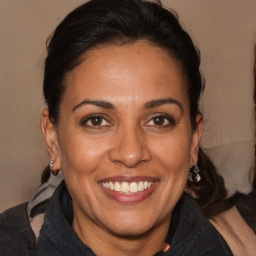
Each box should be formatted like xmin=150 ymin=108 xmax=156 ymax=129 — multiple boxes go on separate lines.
xmin=109 ymin=224 xmax=153 ymax=238
xmin=103 ymin=213 xmax=158 ymax=238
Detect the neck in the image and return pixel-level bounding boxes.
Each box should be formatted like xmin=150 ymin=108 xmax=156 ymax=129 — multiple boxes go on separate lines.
xmin=72 ymin=213 xmax=171 ymax=256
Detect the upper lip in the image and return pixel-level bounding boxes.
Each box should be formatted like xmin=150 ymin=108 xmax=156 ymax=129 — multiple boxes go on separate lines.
xmin=98 ymin=176 xmax=159 ymax=183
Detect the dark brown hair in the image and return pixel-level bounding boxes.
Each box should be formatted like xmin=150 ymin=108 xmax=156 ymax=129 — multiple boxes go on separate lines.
xmin=41 ymin=0 xmax=227 ymax=217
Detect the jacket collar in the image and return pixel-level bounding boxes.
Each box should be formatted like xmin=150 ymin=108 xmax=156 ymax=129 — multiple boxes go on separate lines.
xmin=32 ymin=181 xmax=230 ymax=256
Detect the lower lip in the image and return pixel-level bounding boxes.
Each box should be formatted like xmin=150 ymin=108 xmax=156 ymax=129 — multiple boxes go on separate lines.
xmin=99 ymin=182 xmax=158 ymax=204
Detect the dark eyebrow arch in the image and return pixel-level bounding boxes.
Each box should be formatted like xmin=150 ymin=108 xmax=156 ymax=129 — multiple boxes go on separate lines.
xmin=144 ymin=98 xmax=183 ymax=113
xmin=72 ymin=99 xmax=115 ymax=112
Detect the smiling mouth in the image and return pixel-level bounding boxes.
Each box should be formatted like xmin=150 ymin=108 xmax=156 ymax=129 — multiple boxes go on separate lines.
xmin=101 ymin=181 xmax=154 ymax=194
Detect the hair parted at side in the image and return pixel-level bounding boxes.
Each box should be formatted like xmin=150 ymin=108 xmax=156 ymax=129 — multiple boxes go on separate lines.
xmin=42 ymin=0 xmax=227 ymax=216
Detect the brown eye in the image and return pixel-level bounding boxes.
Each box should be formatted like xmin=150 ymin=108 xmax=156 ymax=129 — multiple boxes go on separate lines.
xmin=145 ymin=114 xmax=176 ymax=128
xmin=90 ymin=117 xmax=104 ymax=126
xmin=81 ymin=115 xmax=110 ymax=128
xmin=152 ymin=116 xmax=166 ymax=126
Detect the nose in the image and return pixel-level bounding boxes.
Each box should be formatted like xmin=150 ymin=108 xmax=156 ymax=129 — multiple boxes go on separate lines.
xmin=109 ymin=127 xmax=152 ymax=168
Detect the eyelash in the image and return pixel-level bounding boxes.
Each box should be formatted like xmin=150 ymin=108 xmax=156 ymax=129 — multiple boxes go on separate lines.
xmin=145 ymin=114 xmax=176 ymax=128
xmin=80 ymin=113 xmax=176 ymax=129
xmin=80 ymin=114 xmax=111 ymax=129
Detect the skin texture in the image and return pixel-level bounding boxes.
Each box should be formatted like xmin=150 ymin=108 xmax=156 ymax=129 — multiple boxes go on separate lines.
xmin=41 ymin=41 xmax=203 ymax=256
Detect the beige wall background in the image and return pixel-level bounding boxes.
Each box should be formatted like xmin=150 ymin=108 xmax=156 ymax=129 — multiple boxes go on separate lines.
xmin=0 ymin=0 xmax=256 ymax=212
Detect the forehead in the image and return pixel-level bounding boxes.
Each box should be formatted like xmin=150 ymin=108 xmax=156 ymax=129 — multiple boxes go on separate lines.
xmin=63 ymin=41 xmax=188 ymax=109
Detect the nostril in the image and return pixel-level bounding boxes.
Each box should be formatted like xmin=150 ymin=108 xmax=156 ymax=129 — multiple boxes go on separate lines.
xmin=109 ymin=143 xmax=152 ymax=168
xmin=108 ymin=130 xmax=152 ymax=167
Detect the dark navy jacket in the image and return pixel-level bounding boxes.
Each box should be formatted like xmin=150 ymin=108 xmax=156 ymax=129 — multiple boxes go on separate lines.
xmin=0 ymin=182 xmax=233 ymax=256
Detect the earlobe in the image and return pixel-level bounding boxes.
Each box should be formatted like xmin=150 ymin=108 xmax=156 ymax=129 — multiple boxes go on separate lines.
xmin=190 ymin=113 xmax=203 ymax=166
xmin=40 ymin=108 xmax=62 ymax=172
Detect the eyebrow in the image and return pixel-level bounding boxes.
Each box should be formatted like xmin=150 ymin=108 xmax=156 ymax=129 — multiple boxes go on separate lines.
xmin=72 ymin=97 xmax=183 ymax=113
xmin=144 ymin=98 xmax=183 ymax=113
xmin=72 ymin=100 xmax=115 ymax=112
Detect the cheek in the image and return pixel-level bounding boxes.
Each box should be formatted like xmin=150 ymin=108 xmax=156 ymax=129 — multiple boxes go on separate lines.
xmin=58 ymin=130 xmax=111 ymax=178
xmin=151 ymin=130 xmax=192 ymax=171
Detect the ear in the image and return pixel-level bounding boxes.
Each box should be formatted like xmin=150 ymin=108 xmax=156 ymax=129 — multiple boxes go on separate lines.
xmin=190 ymin=113 xmax=203 ymax=166
xmin=40 ymin=108 xmax=62 ymax=173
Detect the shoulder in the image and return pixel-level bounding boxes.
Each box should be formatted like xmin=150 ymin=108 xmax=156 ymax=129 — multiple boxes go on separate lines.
xmin=170 ymin=194 xmax=233 ymax=256
xmin=235 ymin=191 xmax=256 ymax=234
xmin=0 ymin=203 xmax=30 ymax=236
xmin=210 ymin=206 xmax=256 ymax=256
xmin=0 ymin=203 xmax=36 ymax=255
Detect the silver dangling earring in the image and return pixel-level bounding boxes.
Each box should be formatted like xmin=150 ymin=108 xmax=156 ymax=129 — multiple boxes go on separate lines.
xmin=49 ymin=160 xmax=60 ymax=176
xmin=188 ymin=164 xmax=201 ymax=183
xmin=49 ymin=160 xmax=54 ymax=171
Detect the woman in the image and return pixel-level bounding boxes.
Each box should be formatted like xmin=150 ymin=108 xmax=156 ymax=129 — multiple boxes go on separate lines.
xmin=233 ymin=43 xmax=256 ymax=236
xmin=209 ymin=44 xmax=256 ymax=256
xmin=0 ymin=0 xmax=232 ymax=255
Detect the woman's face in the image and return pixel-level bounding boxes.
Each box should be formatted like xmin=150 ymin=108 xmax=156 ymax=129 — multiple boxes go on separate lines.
xmin=44 ymin=41 xmax=202 ymax=238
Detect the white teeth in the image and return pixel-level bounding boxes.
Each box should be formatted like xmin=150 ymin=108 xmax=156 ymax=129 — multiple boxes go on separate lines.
xmin=121 ymin=182 xmax=130 ymax=193
xmin=138 ymin=181 xmax=144 ymax=191
xmin=114 ymin=182 xmax=121 ymax=192
xmin=130 ymin=182 xmax=138 ymax=193
xmin=109 ymin=181 xmax=114 ymax=190
xmin=101 ymin=180 xmax=154 ymax=194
